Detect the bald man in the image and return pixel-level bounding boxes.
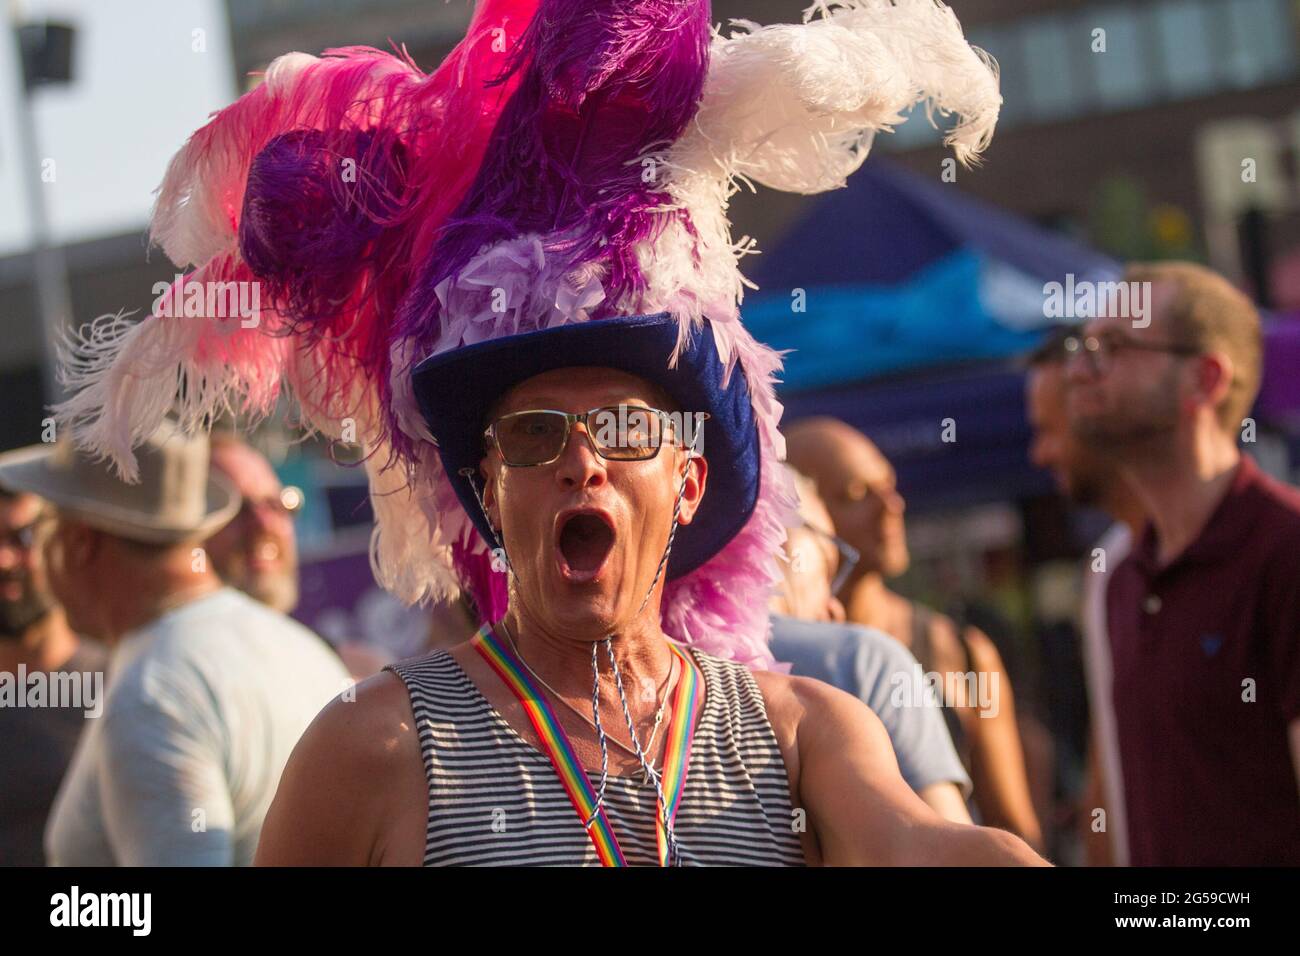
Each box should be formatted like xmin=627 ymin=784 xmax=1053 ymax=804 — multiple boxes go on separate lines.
xmin=770 ymin=468 xmax=974 ymax=822
xmin=785 ymin=417 xmax=1042 ymax=850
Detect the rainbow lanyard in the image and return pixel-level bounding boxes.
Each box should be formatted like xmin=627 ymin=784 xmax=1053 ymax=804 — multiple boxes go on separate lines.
xmin=471 ymin=622 xmax=704 ymax=866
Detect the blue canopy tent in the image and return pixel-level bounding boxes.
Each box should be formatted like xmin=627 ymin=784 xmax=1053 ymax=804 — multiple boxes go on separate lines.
xmin=743 ymin=159 xmax=1120 ymax=510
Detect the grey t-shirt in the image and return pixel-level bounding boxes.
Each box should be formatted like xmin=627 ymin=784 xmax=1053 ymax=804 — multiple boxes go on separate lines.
xmin=769 ymin=613 xmax=971 ymax=797
xmin=0 ymin=639 xmax=107 ymax=866
xmin=45 ymin=588 xmax=350 ymax=866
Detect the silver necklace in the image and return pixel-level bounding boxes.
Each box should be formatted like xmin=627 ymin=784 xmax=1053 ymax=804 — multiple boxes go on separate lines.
xmin=496 ymin=617 xmax=674 ymax=781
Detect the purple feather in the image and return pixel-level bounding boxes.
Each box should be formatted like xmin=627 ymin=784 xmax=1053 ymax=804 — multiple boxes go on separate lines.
xmin=397 ymin=0 xmax=712 ymax=348
xmin=240 ymin=128 xmax=408 ymax=327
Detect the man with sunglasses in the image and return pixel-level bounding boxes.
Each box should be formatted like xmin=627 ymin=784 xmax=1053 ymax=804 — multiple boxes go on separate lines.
xmin=0 ymin=485 xmax=106 ymax=865
xmin=1066 ymin=261 xmax=1300 ymax=865
xmin=206 ymin=432 xmax=304 ymax=617
xmin=258 ymin=352 xmax=1047 ymax=866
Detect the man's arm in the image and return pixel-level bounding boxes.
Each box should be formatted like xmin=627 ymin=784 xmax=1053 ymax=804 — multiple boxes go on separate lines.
xmin=953 ymin=626 xmax=1045 ymax=852
xmin=1080 ymin=731 xmax=1114 ymax=866
xmin=255 ymin=671 xmax=423 ymax=866
xmin=764 ymin=671 xmax=1048 ymax=866
xmin=100 ymin=700 xmax=237 ymax=866
xmin=916 ymin=783 xmax=973 ymax=825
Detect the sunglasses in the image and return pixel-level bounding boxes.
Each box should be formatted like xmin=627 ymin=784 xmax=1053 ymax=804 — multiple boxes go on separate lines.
xmin=485 ymin=405 xmax=707 ymax=468
xmin=234 ymin=486 xmax=305 ymax=522
xmin=800 ymin=521 xmax=860 ymax=596
xmin=0 ymin=520 xmax=41 ymax=551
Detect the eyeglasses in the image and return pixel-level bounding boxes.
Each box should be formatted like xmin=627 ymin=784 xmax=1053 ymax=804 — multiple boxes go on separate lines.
xmin=1063 ymin=331 xmax=1201 ymax=376
xmin=485 ymin=405 xmax=708 ymax=468
xmin=235 ymin=486 xmax=304 ymax=523
xmin=800 ymin=521 xmax=860 ymax=596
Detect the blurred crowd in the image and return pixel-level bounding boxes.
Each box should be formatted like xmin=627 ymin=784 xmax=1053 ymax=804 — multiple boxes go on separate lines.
xmin=1 ymin=259 xmax=1297 ymax=866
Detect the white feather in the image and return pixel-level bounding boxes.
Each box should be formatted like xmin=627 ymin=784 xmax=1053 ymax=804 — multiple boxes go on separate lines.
xmin=52 ymin=310 xmax=206 ymax=482
xmin=636 ymin=0 xmax=1000 ymax=371
xmin=672 ymin=0 xmax=1000 ymax=197
xmin=150 ymin=52 xmax=321 ymax=270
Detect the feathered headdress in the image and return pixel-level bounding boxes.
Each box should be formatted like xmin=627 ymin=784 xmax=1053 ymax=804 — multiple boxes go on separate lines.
xmin=54 ymin=0 xmax=999 ymax=668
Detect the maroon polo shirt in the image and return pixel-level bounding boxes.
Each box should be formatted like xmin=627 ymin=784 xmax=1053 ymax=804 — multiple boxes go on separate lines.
xmin=1108 ymin=454 xmax=1300 ymax=865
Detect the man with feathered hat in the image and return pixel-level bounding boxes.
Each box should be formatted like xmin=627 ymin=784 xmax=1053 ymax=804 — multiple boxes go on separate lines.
xmin=57 ymin=0 xmax=1045 ymax=865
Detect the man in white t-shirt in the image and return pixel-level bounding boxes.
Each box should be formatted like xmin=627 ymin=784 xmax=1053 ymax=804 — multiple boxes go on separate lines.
xmin=0 ymin=421 xmax=350 ymax=865
xmin=1025 ymin=328 xmax=1145 ymax=865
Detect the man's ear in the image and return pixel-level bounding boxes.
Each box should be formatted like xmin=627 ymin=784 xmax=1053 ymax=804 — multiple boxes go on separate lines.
xmin=479 ymin=455 xmax=502 ymax=532
xmin=1192 ymin=351 xmax=1234 ymax=419
xmin=63 ymin=520 xmax=100 ymax=570
xmin=674 ymin=451 xmax=708 ymax=526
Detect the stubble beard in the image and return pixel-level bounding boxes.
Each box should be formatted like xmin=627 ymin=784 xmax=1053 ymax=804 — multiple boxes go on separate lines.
xmin=0 ymin=578 xmax=55 ymax=639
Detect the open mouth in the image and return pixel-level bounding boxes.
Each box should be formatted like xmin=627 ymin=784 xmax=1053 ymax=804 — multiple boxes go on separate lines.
xmin=556 ymin=511 xmax=616 ymax=582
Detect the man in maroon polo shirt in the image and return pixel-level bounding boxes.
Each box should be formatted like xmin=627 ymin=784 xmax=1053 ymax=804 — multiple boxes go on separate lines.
xmin=1067 ymin=261 xmax=1300 ymax=866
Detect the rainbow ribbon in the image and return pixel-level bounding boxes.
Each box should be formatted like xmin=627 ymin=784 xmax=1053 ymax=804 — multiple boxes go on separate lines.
xmin=472 ymin=622 xmax=704 ymax=867
xmin=656 ymin=640 xmax=702 ymax=866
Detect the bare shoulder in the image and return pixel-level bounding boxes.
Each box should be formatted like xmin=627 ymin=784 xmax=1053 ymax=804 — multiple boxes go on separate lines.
xmin=926 ymin=610 xmax=1006 ymax=675
xmin=291 ymin=668 xmax=419 ymax=771
xmin=751 ymin=667 xmax=892 ymax=777
xmin=753 ymin=667 xmax=879 ymax=734
xmin=256 ymin=668 xmax=426 ymax=866
xmin=960 ymin=625 xmax=1006 ymax=671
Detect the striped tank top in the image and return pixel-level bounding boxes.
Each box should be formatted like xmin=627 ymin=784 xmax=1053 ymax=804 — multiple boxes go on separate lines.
xmin=388 ymin=647 xmax=807 ymax=866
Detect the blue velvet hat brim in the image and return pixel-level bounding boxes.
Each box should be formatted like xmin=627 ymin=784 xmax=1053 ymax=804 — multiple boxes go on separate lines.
xmin=410 ymin=313 xmax=759 ymax=579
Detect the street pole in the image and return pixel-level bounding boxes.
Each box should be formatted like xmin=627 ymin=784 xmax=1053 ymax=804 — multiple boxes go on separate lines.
xmin=7 ymin=2 xmax=76 ymax=410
